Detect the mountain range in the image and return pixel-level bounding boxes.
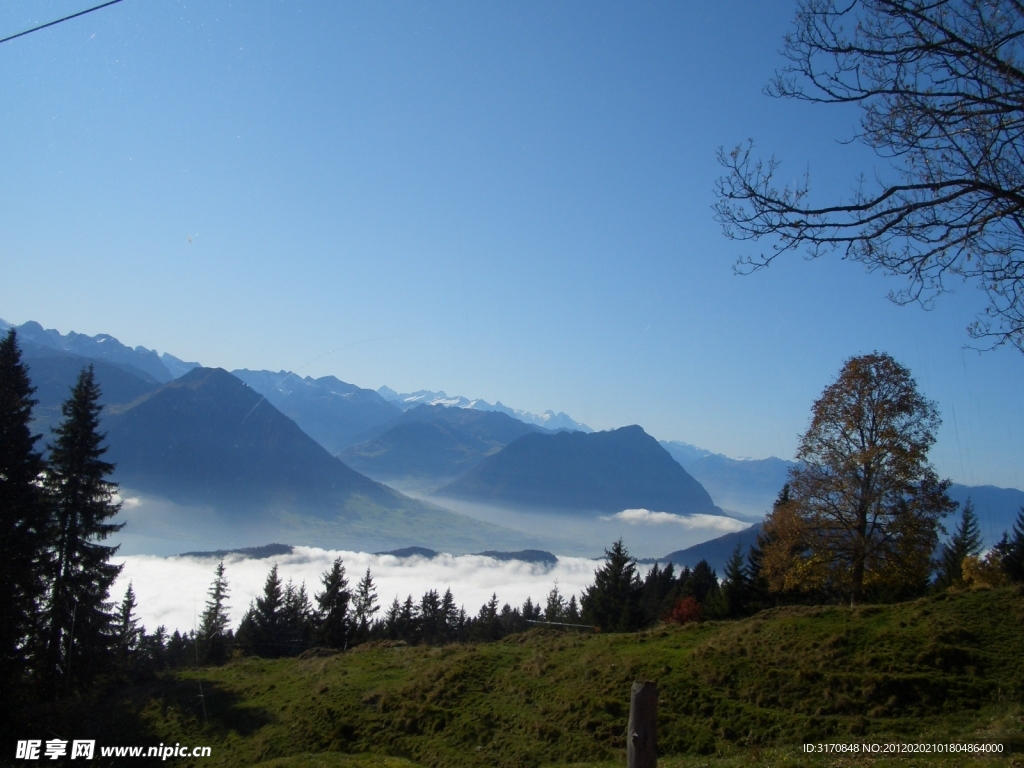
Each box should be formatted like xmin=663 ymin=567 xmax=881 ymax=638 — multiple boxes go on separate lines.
xmin=339 ymin=404 xmax=545 ymax=488
xmin=101 ymin=366 xmax=541 ymax=553
xmin=231 ymin=369 xmax=402 ymax=454
xmin=6 ymin=318 xmax=1022 ymax=556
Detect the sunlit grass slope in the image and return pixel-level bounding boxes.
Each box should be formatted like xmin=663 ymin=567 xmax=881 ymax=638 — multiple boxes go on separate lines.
xmin=48 ymin=588 xmax=1024 ymax=767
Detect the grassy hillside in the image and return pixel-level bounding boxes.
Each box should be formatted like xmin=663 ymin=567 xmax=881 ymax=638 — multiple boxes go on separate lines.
xmin=27 ymin=588 xmax=1024 ymax=767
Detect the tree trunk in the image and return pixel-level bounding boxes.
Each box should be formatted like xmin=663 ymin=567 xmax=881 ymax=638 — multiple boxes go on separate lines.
xmin=627 ymin=681 xmax=657 ymax=768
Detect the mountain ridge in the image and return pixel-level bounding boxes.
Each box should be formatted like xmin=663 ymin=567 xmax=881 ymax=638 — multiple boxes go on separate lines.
xmin=439 ymin=425 xmax=723 ymax=517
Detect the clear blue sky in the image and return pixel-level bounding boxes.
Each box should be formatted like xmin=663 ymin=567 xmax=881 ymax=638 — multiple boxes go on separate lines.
xmin=2 ymin=0 xmax=1022 ymax=490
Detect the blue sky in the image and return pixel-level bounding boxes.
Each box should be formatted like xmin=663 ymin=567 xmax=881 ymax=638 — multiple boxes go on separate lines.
xmin=1 ymin=1 xmax=1022 ymax=490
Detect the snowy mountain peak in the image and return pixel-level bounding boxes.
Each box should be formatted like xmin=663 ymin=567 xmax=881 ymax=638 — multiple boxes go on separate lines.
xmin=376 ymin=387 xmax=592 ymax=433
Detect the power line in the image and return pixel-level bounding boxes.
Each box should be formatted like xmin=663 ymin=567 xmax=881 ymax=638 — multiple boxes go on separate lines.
xmin=0 ymin=0 xmax=125 ymax=46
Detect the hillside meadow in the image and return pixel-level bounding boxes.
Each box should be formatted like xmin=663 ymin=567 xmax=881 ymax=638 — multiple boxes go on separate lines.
xmin=22 ymin=587 xmax=1024 ymax=768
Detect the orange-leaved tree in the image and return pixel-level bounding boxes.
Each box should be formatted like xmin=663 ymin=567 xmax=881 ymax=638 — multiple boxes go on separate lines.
xmin=762 ymin=352 xmax=955 ymax=605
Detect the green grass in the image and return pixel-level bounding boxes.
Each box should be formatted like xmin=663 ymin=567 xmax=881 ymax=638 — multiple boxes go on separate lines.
xmin=30 ymin=587 xmax=1024 ymax=767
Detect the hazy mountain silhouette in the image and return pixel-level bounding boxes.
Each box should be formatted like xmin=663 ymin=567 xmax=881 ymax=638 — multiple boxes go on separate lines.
xmin=340 ymin=404 xmax=543 ymax=485
xmin=947 ymin=484 xmax=1024 ymax=547
xmin=661 ymin=441 xmax=794 ymax=519
xmin=232 ymin=369 xmax=402 ymax=454
xmin=661 ymin=524 xmax=761 ymax=573
xmin=100 ymin=368 xmax=538 ymax=552
xmin=438 ymin=425 xmax=723 ymax=516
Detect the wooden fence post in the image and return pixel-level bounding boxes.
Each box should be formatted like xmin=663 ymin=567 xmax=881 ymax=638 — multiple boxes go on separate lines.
xmin=627 ymin=680 xmax=657 ymax=768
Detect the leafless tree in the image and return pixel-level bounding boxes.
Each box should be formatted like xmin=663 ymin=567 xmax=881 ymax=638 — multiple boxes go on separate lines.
xmin=715 ymin=0 xmax=1024 ymax=352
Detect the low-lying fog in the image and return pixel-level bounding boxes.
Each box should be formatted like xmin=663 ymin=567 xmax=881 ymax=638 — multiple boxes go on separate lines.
xmin=110 ymin=490 xmax=754 ymax=560
xmin=113 ymin=547 xmax=609 ymax=637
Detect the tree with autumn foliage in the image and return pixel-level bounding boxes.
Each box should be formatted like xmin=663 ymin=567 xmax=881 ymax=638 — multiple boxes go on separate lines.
xmin=762 ymin=353 xmax=955 ymax=605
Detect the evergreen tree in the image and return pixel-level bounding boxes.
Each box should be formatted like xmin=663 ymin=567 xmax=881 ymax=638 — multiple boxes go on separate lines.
xmin=198 ymin=561 xmax=231 ymax=664
xmin=440 ymin=588 xmax=459 ymax=643
xmin=141 ymin=624 xmax=168 ymax=672
xmin=564 ymin=594 xmax=580 ymax=622
xmin=639 ymin=562 xmax=677 ymax=626
xmin=0 ymin=329 xmax=49 ymax=719
xmin=474 ymin=593 xmax=500 ymax=641
xmin=238 ymin=564 xmax=285 ymax=657
xmin=166 ymin=629 xmax=190 ymax=668
xmin=399 ymin=595 xmax=418 ymax=642
xmin=936 ymin=500 xmax=984 ymax=589
xmin=314 ymin=557 xmax=350 ymax=649
xmin=581 ymin=539 xmax=643 ymax=632
xmin=113 ymin=583 xmax=156 ymax=680
xmin=381 ymin=598 xmax=403 ymax=641
xmin=42 ymin=366 xmax=123 ymax=698
xmin=684 ymin=560 xmax=719 ymax=606
xmin=419 ymin=589 xmax=442 ymax=644
xmin=1000 ymin=509 xmax=1024 ymax=584
xmin=544 ymin=582 xmax=566 ymax=622
xmin=352 ymin=568 xmax=379 ymax=643
xmin=282 ymin=580 xmax=314 ymax=655
xmin=114 ymin=583 xmax=142 ymax=671
xmin=745 ymin=541 xmax=771 ymax=611
xmin=718 ymin=544 xmax=751 ymax=619
xmin=521 ymin=596 xmax=541 ymax=622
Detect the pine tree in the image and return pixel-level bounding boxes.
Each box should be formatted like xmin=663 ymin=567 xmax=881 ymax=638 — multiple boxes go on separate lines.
xmin=565 ymin=594 xmax=580 ymax=622
xmin=936 ymin=500 xmax=984 ymax=589
xmin=0 ymin=329 xmax=49 ymax=717
xmin=581 ymin=539 xmax=643 ymax=632
xmin=141 ymin=624 xmax=168 ymax=672
xmin=544 ymin=582 xmax=566 ymax=622
xmin=198 ymin=561 xmax=230 ymax=664
xmin=352 ymin=568 xmax=379 ymax=643
xmin=719 ymin=544 xmax=751 ymax=618
xmin=1000 ymin=509 xmax=1024 ymax=584
xmin=253 ymin=564 xmax=285 ymax=657
xmin=440 ymin=588 xmax=459 ymax=643
xmin=687 ymin=560 xmax=720 ymax=606
xmin=314 ymin=557 xmax=350 ymax=649
xmin=474 ymin=593 xmax=500 ymax=641
xmin=381 ymin=598 xmax=402 ymax=641
xmin=282 ymin=580 xmax=313 ymax=655
xmin=42 ymin=366 xmax=123 ymax=698
xmin=114 ymin=583 xmax=142 ymax=676
xmin=639 ymin=561 xmax=677 ymax=626
xmin=166 ymin=629 xmax=190 ymax=668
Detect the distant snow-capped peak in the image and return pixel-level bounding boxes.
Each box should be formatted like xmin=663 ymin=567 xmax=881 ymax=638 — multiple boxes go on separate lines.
xmin=376 ymin=387 xmax=592 ymax=433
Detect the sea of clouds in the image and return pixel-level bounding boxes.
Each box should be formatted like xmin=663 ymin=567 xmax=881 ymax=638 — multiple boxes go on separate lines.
xmin=601 ymin=509 xmax=750 ymax=532
xmin=112 ymin=548 xmax=608 ymax=636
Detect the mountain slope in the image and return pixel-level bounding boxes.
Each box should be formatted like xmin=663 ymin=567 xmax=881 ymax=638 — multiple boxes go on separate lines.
xmin=340 ymin=405 xmax=543 ymax=485
xmin=232 ymin=369 xmax=402 ymax=454
xmin=438 ymin=425 xmax=722 ymax=516
xmin=102 ymin=368 xmax=539 ymax=553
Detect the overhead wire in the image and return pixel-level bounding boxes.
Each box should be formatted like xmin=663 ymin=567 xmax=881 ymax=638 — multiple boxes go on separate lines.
xmin=0 ymin=0 xmax=125 ymax=46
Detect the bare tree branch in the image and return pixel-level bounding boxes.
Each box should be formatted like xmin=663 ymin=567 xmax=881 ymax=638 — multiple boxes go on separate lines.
xmin=714 ymin=0 xmax=1024 ymax=351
